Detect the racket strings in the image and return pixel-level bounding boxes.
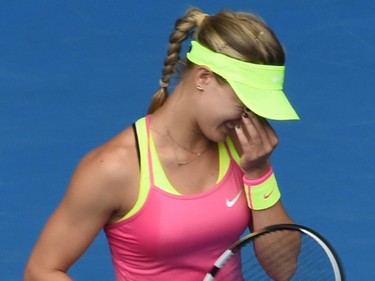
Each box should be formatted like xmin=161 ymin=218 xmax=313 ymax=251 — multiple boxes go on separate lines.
xmin=242 ymin=230 xmax=301 ymax=280
xmin=291 ymin=235 xmax=334 ymax=280
xmin=240 ymin=230 xmax=336 ymax=280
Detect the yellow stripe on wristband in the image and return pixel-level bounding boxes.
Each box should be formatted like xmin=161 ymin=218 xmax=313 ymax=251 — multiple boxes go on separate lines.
xmin=244 ymin=172 xmax=281 ymax=210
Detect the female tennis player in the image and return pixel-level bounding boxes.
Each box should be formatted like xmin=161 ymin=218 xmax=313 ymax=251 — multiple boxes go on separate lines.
xmin=24 ymin=7 xmax=299 ymax=281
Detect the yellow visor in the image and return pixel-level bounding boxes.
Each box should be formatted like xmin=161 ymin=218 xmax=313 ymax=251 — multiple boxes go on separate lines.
xmin=186 ymin=41 xmax=299 ymax=120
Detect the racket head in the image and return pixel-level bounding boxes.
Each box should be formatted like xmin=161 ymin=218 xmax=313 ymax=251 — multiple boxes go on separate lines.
xmin=204 ymin=224 xmax=344 ymax=281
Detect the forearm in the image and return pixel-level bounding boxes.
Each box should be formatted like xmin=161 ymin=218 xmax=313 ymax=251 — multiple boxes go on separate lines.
xmin=250 ymin=202 xmax=299 ymax=281
xmin=23 ymin=266 xmax=73 ymax=281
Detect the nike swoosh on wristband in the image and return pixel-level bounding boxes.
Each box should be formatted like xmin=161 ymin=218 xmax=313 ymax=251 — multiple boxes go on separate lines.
xmin=226 ymin=190 xmax=242 ymax=207
xmin=263 ymin=188 xmax=275 ymax=200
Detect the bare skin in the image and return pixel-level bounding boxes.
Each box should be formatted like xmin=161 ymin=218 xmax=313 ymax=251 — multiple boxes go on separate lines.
xmin=23 ymin=67 xmax=294 ymax=280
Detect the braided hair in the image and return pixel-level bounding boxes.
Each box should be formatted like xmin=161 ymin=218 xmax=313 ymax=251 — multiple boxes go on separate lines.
xmin=147 ymin=7 xmax=285 ymax=114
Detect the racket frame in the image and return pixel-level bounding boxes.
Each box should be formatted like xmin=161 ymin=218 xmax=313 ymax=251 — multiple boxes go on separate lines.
xmin=203 ymin=223 xmax=344 ymax=281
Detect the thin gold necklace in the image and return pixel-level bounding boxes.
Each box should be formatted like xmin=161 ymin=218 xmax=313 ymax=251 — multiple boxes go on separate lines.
xmin=151 ymin=128 xmax=211 ymax=166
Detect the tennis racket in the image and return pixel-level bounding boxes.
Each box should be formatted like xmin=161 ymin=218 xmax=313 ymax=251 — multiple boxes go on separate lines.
xmin=203 ymin=224 xmax=344 ymax=281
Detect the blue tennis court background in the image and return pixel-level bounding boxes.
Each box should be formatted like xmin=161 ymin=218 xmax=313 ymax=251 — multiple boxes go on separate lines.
xmin=1 ymin=0 xmax=374 ymax=280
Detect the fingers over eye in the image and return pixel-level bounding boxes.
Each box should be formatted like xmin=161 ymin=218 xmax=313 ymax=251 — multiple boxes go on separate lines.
xmin=240 ymin=110 xmax=278 ymax=149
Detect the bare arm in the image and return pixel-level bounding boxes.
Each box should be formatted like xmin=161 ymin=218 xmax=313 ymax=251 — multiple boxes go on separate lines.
xmin=233 ymin=110 xmax=294 ymax=226
xmin=233 ymin=110 xmax=299 ymax=280
xmin=24 ymin=138 xmax=137 ymax=281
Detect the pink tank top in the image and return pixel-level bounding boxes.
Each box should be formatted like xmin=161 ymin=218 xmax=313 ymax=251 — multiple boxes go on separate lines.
xmin=104 ymin=117 xmax=251 ymax=280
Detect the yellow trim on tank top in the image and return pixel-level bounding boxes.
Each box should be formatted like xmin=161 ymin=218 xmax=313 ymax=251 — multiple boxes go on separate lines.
xmin=149 ymin=135 xmax=230 ymax=195
xmin=225 ymin=136 xmax=241 ymax=164
xmin=115 ymin=117 xmax=150 ymax=222
xmin=114 ymin=117 xmax=233 ymax=223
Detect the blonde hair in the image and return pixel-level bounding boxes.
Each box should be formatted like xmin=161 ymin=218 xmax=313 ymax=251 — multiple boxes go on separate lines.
xmin=147 ymin=7 xmax=285 ymax=114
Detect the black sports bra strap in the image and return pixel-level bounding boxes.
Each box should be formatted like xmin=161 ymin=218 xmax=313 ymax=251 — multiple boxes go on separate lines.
xmin=132 ymin=123 xmax=141 ymax=169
